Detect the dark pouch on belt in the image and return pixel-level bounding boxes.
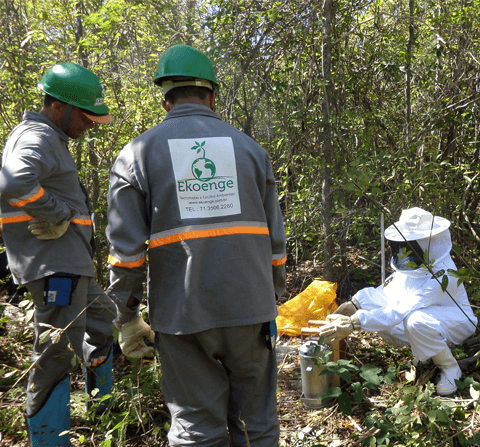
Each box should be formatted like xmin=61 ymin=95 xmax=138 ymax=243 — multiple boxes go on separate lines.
xmin=261 ymin=320 xmax=277 ymax=350
xmin=44 ymin=272 xmax=81 ymax=306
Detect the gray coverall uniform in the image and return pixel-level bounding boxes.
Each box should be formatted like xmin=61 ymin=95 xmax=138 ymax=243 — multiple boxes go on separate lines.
xmin=0 ymin=111 xmax=115 ymax=415
xmin=106 ymin=103 xmax=287 ymax=447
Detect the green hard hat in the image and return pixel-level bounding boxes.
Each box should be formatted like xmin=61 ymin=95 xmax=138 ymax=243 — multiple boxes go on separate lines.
xmin=38 ymin=62 xmax=110 ymax=116
xmin=153 ymin=45 xmax=218 ymax=93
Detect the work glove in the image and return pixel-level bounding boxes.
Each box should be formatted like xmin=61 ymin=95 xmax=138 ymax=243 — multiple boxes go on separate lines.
xmin=28 ymin=218 xmax=70 ymax=240
xmin=117 ymin=314 xmax=155 ymax=359
xmin=333 ymin=297 xmax=361 ymax=316
xmin=317 ymin=314 xmax=361 ymax=345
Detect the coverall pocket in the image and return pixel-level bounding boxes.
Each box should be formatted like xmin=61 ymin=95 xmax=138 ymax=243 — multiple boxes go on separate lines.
xmin=44 ymin=272 xmax=81 ymax=306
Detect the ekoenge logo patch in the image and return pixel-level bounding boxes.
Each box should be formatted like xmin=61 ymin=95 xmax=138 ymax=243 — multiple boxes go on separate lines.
xmin=191 ymin=140 xmax=216 ymax=182
xmin=176 ymin=140 xmax=235 ymax=193
xmin=170 ymin=136 xmax=241 ymax=219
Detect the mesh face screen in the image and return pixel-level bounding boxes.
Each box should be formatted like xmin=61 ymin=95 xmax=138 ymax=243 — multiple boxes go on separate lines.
xmin=389 ymin=240 xmax=424 ymax=270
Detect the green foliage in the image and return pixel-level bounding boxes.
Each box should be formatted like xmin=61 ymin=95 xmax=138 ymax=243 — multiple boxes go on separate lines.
xmin=318 ymin=353 xmax=480 ymax=446
xmin=1 ymin=0 xmax=480 ymax=298
xmin=319 ymin=354 xmax=397 ymax=416
xmin=1 ymin=0 xmax=480 ymax=444
xmin=0 ymin=293 xmax=168 ymax=445
xmin=362 ymin=380 xmax=480 ymax=446
xmin=0 ymin=388 xmax=26 ymax=440
xmin=76 ymin=359 xmax=168 ymax=446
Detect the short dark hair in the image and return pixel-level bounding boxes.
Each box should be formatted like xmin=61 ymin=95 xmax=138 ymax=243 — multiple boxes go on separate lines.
xmin=44 ymin=94 xmax=65 ymax=107
xmin=165 ymin=86 xmax=213 ymax=105
xmin=43 ymin=94 xmax=98 ymax=116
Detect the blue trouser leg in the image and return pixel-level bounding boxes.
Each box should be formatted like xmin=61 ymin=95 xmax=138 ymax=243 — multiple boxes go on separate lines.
xmin=26 ymin=375 xmax=71 ymax=447
xmin=85 ymin=347 xmax=113 ymax=413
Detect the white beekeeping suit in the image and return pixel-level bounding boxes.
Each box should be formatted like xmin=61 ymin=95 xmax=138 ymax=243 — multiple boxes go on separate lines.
xmin=322 ymin=207 xmax=478 ymax=396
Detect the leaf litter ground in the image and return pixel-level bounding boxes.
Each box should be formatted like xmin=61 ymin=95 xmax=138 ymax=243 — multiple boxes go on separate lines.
xmin=1 ymin=261 xmax=479 ymax=446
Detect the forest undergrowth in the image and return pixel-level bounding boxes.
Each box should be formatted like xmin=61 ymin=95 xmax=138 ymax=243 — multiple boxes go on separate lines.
xmin=0 ymin=258 xmax=479 ymax=447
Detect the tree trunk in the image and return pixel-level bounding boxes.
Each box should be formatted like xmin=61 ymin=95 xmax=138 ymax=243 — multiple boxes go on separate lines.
xmin=406 ymin=0 xmax=414 ymax=141
xmin=74 ymin=3 xmax=102 ymax=281
xmin=321 ymin=0 xmax=334 ymax=280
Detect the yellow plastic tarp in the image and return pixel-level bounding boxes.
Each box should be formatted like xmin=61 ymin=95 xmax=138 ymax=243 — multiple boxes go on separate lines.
xmin=276 ymin=280 xmax=338 ymax=337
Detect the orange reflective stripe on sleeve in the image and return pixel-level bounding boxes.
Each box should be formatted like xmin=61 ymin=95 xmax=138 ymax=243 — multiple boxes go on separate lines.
xmin=149 ymin=225 xmax=270 ymax=249
xmin=272 ymin=255 xmax=287 ymax=266
xmin=0 ymin=214 xmax=93 ymax=226
xmin=0 ymin=214 xmax=34 ymax=224
xmin=71 ymin=218 xmax=93 ymax=226
xmin=9 ymin=187 xmax=45 ymax=208
xmin=107 ymin=254 xmax=146 ymax=268
xmin=0 ymin=216 xmax=92 ymax=225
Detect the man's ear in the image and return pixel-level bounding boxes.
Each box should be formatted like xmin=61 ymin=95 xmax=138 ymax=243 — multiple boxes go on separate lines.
xmin=209 ymin=91 xmax=216 ymax=111
xmin=51 ymin=100 xmax=66 ymax=114
xmin=41 ymin=100 xmax=66 ymax=128
xmin=162 ymin=100 xmax=172 ymax=112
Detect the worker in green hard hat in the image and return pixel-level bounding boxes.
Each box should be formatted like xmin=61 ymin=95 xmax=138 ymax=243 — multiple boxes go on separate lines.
xmin=153 ymin=43 xmax=219 ymax=104
xmin=37 ymin=62 xmax=113 ymax=137
xmin=0 ymin=62 xmax=116 ymax=447
xmin=106 ymin=44 xmax=286 ymax=447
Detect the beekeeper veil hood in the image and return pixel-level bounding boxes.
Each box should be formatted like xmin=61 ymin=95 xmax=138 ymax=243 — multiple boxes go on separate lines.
xmin=385 ymin=207 xmax=452 ymax=270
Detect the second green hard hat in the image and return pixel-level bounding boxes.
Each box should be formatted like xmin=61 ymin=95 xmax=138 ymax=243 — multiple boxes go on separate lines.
xmin=153 ymin=45 xmax=218 ymax=93
xmin=38 ymin=62 xmax=112 ymax=122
